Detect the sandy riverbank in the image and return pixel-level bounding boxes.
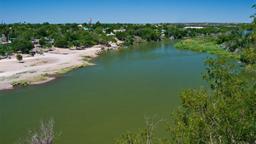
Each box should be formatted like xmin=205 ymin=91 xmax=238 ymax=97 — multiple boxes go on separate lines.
xmin=0 ymin=45 xmax=118 ymax=90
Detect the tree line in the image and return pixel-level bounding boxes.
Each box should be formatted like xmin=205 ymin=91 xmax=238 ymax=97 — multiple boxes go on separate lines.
xmin=0 ymin=22 xmax=243 ymax=56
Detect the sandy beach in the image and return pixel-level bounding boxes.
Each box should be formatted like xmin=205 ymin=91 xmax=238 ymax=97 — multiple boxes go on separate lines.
xmin=0 ymin=45 xmax=117 ymax=90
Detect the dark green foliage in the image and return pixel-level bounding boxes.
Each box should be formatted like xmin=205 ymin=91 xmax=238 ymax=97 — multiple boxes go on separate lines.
xmin=0 ymin=22 xmax=248 ymax=54
xmin=116 ymin=32 xmax=128 ymax=41
xmin=135 ymin=27 xmax=161 ymax=41
xmin=0 ymin=44 xmax=13 ymax=56
xmin=12 ymin=39 xmax=34 ymax=53
xmin=165 ymin=26 xmax=186 ymax=39
xmin=115 ymin=118 xmax=166 ymax=144
xmin=54 ymin=37 xmax=69 ymax=48
xmin=39 ymin=37 xmax=47 ymax=47
xmin=170 ymin=57 xmax=256 ymax=144
xmin=123 ymin=36 xmax=134 ymax=46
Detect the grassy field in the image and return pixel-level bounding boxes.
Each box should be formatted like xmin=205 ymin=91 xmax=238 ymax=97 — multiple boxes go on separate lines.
xmin=175 ymin=38 xmax=239 ymax=59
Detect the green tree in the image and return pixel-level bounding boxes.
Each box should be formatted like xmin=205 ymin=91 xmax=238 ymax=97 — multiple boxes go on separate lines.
xmin=54 ymin=37 xmax=69 ymax=48
xmin=116 ymin=32 xmax=128 ymax=41
xmin=115 ymin=118 xmax=165 ymax=144
xmin=0 ymin=44 xmax=13 ymax=56
xmin=135 ymin=27 xmax=161 ymax=41
xmin=39 ymin=38 xmax=47 ymax=47
xmin=13 ymin=39 xmax=34 ymax=53
xmin=170 ymin=57 xmax=256 ymax=144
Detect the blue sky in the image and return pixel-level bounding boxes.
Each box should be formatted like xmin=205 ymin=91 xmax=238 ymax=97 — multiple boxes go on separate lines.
xmin=0 ymin=0 xmax=255 ymax=23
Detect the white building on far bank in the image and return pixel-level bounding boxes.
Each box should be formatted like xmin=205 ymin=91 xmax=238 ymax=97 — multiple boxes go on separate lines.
xmin=184 ymin=26 xmax=204 ymax=29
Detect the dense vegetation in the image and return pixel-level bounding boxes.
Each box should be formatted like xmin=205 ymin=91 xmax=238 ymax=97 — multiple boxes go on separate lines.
xmin=175 ymin=37 xmax=238 ymax=58
xmin=175 ymin=18 xmax=253 ymax=59
xmin=0 ymin=21 xmax=242 ymax=57
xmin=174 ymin=26 xmax=251 ymax=58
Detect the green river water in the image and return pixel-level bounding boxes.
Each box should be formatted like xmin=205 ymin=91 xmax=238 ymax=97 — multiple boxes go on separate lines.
xmin=0 ymin=42 xmax=208 ymax=144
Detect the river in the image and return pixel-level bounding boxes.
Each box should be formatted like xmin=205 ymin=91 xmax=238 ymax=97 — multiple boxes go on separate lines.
xmin=0 ymin=41 xmax=208 ymax=144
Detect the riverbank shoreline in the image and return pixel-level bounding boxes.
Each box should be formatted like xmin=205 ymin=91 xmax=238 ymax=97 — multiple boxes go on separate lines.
xmin=0 ymin=45 xmax=119 ymax=91
xmin=174 ymin=37 xmax=240 ymax=59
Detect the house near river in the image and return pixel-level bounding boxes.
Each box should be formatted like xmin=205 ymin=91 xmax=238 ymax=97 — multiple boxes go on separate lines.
xmin=184 ymin=26 xmax=204 ymax=29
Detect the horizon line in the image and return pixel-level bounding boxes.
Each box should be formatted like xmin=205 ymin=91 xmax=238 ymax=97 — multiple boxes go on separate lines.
xmin=0 ymin=21 xmax=251 ymax=25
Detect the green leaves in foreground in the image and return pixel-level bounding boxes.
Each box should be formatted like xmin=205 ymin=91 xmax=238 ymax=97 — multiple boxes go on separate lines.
xmin=115 ymin=118 xmax=167 ymax=144
xmin=170 ymin=58 xmax=256 ymax=144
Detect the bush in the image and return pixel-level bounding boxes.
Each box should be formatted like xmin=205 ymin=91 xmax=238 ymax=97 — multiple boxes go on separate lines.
xmin=0 ymin=44 xmax=13 ymax=56
xmin=16 ymin=54 xmax=23 ymax=62
xmin=13 ymin=39 xmax=34 ymax=53
xmin=54 ymin=37 xmax=69 ymax=48
xmin=170 ymin=58 xmax=256 ymax=144
xmin=39 ymin=38 xmax=47 ymax=47
xmin=240 ymin=48 xmax=256 ymax=64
